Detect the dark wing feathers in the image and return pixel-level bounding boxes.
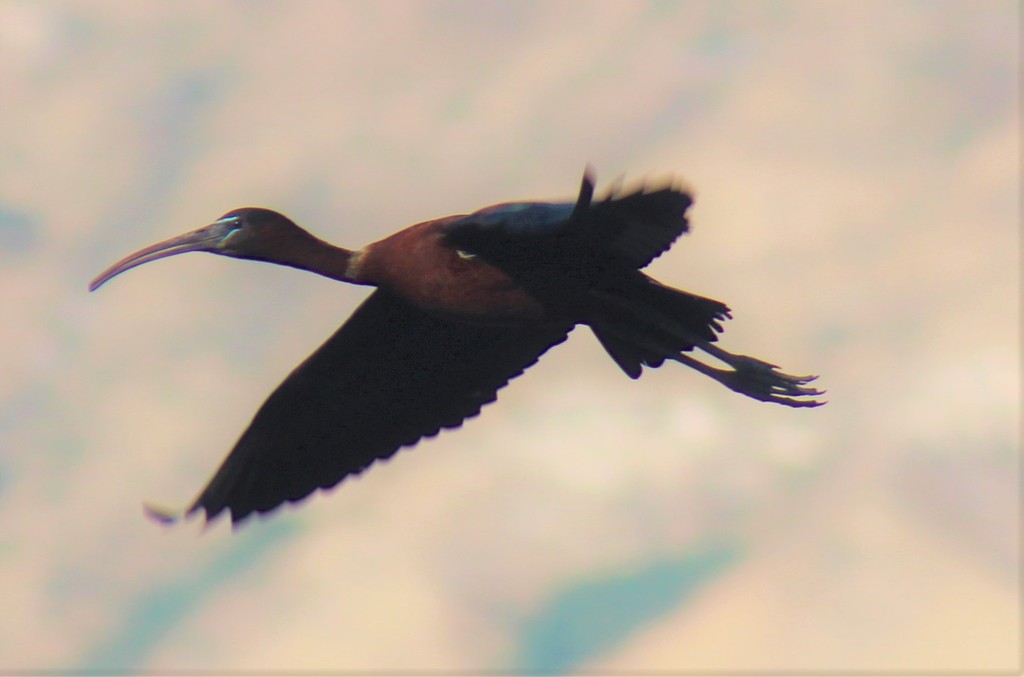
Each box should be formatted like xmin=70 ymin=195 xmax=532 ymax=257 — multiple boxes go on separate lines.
xmin=442 ymin=172 xmax=728 ymax=382
xmin=187 ymin=289 xmax=570 ymax=525
xmin=589 ymin=180 xmax=693 ymax=268
xmin=172 ymin=173 xmax=696 ymax=525
xmin=444 ymin=171 xmax=693 ymax=271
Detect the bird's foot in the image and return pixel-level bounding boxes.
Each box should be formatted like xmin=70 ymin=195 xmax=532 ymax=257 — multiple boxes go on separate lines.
xmin=713 ymin=354 xmax=825 ymax=407
xmin=671 ymin=351 xmax=825 ymax=407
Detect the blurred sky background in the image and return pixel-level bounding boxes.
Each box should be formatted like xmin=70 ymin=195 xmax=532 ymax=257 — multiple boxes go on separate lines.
xmin=0 ymin=1 xmax=1018 ymax=674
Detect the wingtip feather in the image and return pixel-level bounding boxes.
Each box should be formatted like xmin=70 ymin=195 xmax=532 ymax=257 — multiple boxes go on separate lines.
xmin=574 ymin=165 xmax=596 ymax=215
xmin=143 ymin=502 xmax=184 ymax=526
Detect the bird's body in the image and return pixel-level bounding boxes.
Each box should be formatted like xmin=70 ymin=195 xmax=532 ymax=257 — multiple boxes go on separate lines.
xmin=91 ymin=171 xmax=823 ymax=526
xmin=356 ymin=218 xmax=547 ymax=323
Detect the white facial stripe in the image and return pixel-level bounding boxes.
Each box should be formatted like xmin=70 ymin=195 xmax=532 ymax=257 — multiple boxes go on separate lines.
xmin=222 ymin=227 xmax=243 ymax=245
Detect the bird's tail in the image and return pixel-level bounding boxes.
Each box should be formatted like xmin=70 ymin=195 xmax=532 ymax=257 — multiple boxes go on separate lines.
xmin=589 ymin=276 xmax=731 ymax=379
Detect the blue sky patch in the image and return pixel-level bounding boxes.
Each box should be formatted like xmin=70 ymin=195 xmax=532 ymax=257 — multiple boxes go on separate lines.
xmin=512 ymin=542 xmax=741 ymax=673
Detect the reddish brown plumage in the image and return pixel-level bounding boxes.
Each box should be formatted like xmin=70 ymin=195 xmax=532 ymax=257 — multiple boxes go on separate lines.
xmin=357 ymin=219 xmax=547 ymax=323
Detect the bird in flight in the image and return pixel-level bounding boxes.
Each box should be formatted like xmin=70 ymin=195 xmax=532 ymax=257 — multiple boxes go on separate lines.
xmin=90 ymin=170 xmax=823 ymax=526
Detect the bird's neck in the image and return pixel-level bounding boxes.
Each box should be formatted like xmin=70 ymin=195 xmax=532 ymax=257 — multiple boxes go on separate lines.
xmin=252 ymin=232 xmax=368 ymax=286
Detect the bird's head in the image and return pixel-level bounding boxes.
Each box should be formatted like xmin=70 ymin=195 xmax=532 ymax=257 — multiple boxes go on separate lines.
xmin=89 ymin=208 xmax=309 ymax=291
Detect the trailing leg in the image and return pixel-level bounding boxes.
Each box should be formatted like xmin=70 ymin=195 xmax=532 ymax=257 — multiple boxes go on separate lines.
xmin=672 ymin=348 xmax=824 ymax=407
xmin=588 ymin=276 xmax=824 ymax=407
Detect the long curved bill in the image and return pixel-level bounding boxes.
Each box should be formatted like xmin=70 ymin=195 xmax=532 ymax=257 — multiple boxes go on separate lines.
xmin=89 ymin=220 xmax=236 ymax=291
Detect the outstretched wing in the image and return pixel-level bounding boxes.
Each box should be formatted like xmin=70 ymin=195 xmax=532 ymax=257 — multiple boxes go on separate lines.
xmin=435 ymin=171 xmax=730 ymax=383
xmin=180 ymin=289 xmax=571 ymax=525
xmin=442 ymin=170 xmax=693 ymax=272
xmin=582 ymin=174 xmax=694 ymax=268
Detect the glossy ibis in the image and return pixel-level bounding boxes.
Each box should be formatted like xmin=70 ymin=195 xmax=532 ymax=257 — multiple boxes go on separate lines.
xmin=90 ymin=170 xmax=823 ymax=526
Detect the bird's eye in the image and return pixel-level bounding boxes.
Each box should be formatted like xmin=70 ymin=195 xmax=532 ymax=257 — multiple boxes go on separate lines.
xmin=215 ymin=215 xmax=244 ymax=245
